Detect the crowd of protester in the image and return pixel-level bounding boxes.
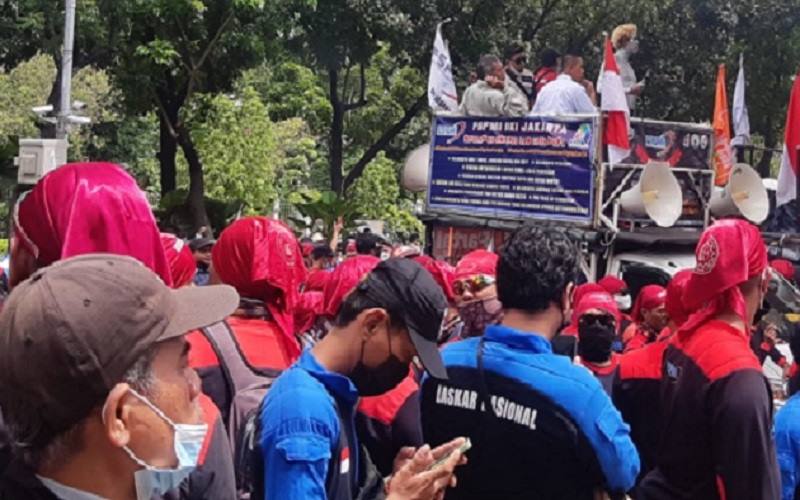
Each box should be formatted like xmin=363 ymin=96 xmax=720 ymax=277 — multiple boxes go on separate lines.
xmin=1 ymin=161 xmax=800 ymax=499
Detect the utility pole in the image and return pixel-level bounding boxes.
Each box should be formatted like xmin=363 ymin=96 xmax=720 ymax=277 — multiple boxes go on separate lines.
xmin=56 ymin=0 xmax=77 ymax=140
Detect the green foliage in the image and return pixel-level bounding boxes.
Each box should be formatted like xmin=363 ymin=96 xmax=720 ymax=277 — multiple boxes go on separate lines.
xmin=294 ymin=190 xmax=362 ymax=237
xmin=0 ymin=53 xmax=56 ymax=146
xmin=347 ymin=152 xmax=400 ymax=220
xmin=238 ymin=61 xmax=332 ymax=134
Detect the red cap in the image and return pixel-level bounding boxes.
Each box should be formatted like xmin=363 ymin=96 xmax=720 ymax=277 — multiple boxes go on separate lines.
xmin=413 ymin=255 xmax=455 ymax=302
xmin=680 ymin=219 xmax=767 ymax=335
xmin=160 ymin=233 xmax=196 ymax=288
xmin=454 ymin=249 xmax=499 ymax=282
xmin=631 ymin=285 xmax=667 ymax=323
xmin=665 ymin=270 xmax=692 ymax=326
xmin=598 ymin=275 xmax=627 ymax=295
xmin=212 ymin=217 xmax=307 ymax=350
xmin=574 ymin=290 xmax=621 ymax=332
xmin=14 ymin=162 xmax=172 ymax=287
xmin=771 ymin=259 xmax=796 ymax=282
xmin=323 ymin=255 xmax=381 ymax=317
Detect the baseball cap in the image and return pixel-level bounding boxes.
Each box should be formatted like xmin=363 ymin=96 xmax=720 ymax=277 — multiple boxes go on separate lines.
xmin=356 ymin=258 xmax=448 ymax=379
xmin=0 ymin=253 xmax=238 ymax=446
xmin=188 ymin=237 xmax=216 ymax=251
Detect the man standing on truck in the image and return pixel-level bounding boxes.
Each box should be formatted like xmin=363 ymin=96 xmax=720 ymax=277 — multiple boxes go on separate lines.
xmin=460 ymin=54 xmax=529 ymax=117
xmin=531 ymin=54 xmax=597 ymax=115
xmin=638 ymin=219 xmax=781 ymax=499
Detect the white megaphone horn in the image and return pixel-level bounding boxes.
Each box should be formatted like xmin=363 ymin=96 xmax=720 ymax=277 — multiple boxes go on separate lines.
xmin=619 ymin=162 xmax=683 ymax=227
xmin=401 ymin=144 xmax=431 ymax=193
xmin=710 ymin=163 xmax=769 ymax=224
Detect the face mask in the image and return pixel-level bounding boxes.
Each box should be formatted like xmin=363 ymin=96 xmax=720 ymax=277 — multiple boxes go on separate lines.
xmin=350 ymin=334 xmax=409 ymax=396
xmin=627 ymin=39 xmax=640 ymax=53
xmin=123 ymin=389 xmax=208 ymax=500
xmin=615 ymin=294 xmax=632 ymax=311
xmin=578 ymin=323 xmax=616 ymax=363
xmin=458 ymin=297 xmax=503 ymax=338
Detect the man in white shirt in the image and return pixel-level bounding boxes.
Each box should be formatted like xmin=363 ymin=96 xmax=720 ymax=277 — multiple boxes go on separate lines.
xmin=460 ymin=54 xmax=529 ymax=117
xmin=531 ymin=55 xmax=597 ymax=115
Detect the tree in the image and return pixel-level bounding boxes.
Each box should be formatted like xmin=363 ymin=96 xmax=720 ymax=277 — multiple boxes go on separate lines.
xmin=101 ymin=0 xmax=294 ymax=231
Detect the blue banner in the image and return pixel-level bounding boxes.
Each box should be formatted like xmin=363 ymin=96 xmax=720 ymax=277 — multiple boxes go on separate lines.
xmin=427 ymin=115 xmax=597 ymax=224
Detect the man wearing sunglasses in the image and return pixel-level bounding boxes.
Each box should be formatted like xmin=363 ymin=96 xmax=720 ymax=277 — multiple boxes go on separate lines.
xmin=453 ymin=249 xmax=503 ymax=339
xmin=504 ymin=43 xmax=535 ymax=110
xmin=574 ymin=291 xmax=622 ymax=396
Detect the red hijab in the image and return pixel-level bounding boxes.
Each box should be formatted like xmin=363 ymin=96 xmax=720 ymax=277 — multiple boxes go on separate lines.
xmin=212 ymin=217 xmax=307 ymax=344
xmin=160 ymin=233 xmax=196 ymax=288
xmin=454 ymin=249 xmax=498 ymax=282
xmin=14 ymin=162 xmax=171 ymax=286
xmin=680 ymin=219 xmax=767 ymax=336
xmin=414 ymin=255 xmax=456 ymax=302
xmin=631 ymin=285 xmax=666 ymax=323
xmin=665 ymin=270 xmax=692 ymax=327
xmin=323 ymin=255 xmax=380 ymax=318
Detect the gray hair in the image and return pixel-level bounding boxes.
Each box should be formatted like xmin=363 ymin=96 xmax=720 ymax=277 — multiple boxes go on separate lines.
xmin=476 ymin=54 xmax=501 ymax=80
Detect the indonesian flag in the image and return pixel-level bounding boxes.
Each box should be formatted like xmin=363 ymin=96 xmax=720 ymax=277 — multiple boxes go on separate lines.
xmin=600 ymin=37 xmax=630 ymax=165
xmin=712 ymin=64 xmax=733 ymax=186
xmin=777 ymin=71 xmax=800 ymax=206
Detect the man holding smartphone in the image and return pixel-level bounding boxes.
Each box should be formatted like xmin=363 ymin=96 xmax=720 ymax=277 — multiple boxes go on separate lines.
xmin=420 ymin=225 xmax=639 ymax=499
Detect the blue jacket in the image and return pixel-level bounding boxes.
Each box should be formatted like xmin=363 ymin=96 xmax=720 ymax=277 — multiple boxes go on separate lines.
xmin=776 ymin=393 xmax=800 ymax=500
xmin=421 ymin=324 xmax=639 ymax=498
xmin=259 ymin=349 xmax=359 ymax=500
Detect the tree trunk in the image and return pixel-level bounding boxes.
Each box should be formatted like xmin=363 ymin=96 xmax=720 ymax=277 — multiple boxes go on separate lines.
xmin=177 ymin=126 xmax=209 ymax=233
xmin=328 ymin=67 xmax=344 ymax=196
xmin=158 ymin=110 xmax=178 ymax=195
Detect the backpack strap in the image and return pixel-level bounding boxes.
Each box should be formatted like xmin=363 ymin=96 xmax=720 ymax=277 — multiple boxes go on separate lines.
xmin=201 ymin=321 xmax=265 ymax=394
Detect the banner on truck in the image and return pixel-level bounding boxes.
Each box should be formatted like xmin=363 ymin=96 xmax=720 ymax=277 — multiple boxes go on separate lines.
xmin=427 ymin=115 xmax=598 ymax=225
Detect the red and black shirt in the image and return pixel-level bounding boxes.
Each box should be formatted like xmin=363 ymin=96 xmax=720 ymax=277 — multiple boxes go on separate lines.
xmin=638 ymin=320 xmax=781 ymax=499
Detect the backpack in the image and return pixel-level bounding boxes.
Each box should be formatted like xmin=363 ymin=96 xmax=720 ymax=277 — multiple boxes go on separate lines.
xmin=200 ymin=322 xmax=280 ymax=500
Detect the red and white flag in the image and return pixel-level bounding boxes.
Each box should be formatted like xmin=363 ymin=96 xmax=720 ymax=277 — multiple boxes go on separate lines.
xmin=600 ymin=37 xmax=630 ymax=165
xmin=777 ymin=71 xmax=800 ymax=207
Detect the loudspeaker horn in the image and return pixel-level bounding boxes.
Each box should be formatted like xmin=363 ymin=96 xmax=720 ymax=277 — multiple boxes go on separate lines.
xmin=710 ymin=163 xmax=769 ymax=224
xmin=620 ymin=162 xmax=683 ymax=227
xmin=401 ymin=144 xmax=431 ymax=193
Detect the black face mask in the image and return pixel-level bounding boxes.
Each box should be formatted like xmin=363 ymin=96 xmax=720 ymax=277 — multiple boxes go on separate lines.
xmin=350 ymin=333 xmax=408 ymax=396
xmin=578 ymin=319 xmax=616 ymax=363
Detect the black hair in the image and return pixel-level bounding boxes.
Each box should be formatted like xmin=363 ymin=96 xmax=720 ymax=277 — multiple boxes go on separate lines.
xmin=476 ymin=54 xmax=501 ymax=80
xmin=356 ymin=233 xmax=382 ymax=256
xmin=336 ymin=285 xmax=405 ymax=330
xmin=300 ymin=237 xmax=313 ymax=244
xmin=562 ymin=53 xmax=583 ymax=71
xmin=540 ymin=48 xmax=561 ymax=68
xmin=503 ymin=43 xmax=526 ymax=62
xmin=311 ymin=245 xmax=334 ymax=261
xmin=497 ymin=224 xmax=580 ymax=313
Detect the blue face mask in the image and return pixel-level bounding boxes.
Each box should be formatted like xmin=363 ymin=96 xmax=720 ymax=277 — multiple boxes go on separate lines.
xmin=122 ymin=389 xmax=208 ymax=500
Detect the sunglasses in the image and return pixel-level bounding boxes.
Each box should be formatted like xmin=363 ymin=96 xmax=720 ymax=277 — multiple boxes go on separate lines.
xmin=453 ymin=275 xmax=496 ymax=296
xmin=512 ymin=56 xmax=527 ymax=65
xmin=578 ymin=314 xmax=616 ymax=329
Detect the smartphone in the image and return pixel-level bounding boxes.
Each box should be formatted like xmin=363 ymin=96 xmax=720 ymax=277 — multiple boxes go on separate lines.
xmin=429 ymin=438 xmax=472 ymax=470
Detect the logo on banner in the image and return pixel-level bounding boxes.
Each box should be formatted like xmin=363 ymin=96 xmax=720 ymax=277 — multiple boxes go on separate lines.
xmin=568 ymin=123 xmax=592 ymax=150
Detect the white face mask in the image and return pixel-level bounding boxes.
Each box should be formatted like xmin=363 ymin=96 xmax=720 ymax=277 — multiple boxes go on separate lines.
xmin=122 ymin=389 xmax=208 ymax=500
xmin=615 ymin=294 xmax=632 ymax=311
xmin=627 ymin=39 xmax=640 ymax=53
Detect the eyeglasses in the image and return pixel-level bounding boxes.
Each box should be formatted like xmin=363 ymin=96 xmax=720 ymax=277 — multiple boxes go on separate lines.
xmin=453 ymin=275 xmax=496 ymax=296
xmin=578 ymin=314 xmax=616 ymax=329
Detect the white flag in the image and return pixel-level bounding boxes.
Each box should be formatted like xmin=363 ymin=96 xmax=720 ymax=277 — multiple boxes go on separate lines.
xmin=428 ymin=23 xmax=458 ymax=113
xmin=732 ymin=53 xmax=751 ymax=147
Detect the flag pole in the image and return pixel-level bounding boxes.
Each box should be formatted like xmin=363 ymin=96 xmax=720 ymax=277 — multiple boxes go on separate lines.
xmin=796 ymin=146 xmax=800 ymax=218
